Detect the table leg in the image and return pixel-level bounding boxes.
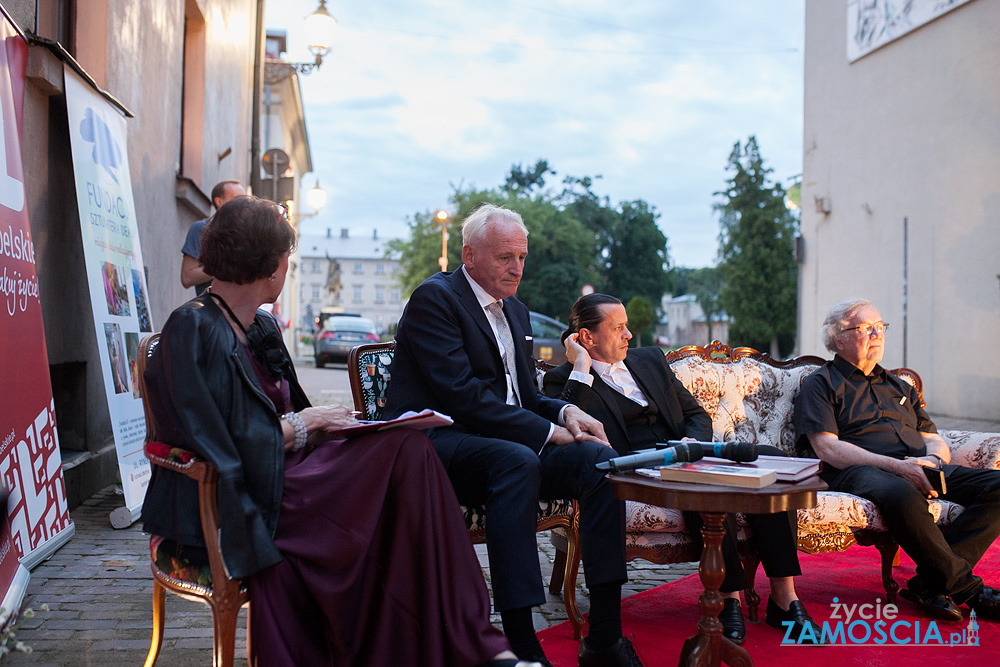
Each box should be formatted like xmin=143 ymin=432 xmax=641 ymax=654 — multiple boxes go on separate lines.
xmin=678 ymin=511 xmax=753 ymax=667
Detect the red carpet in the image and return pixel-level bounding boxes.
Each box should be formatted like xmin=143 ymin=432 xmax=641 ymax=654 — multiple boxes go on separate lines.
xmin=537 ymin=543 xmax=1000 ymax=666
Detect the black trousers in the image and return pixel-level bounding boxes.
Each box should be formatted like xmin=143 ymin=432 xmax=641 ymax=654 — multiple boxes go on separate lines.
xmin=684 ymin=444 xmax=801 ymax=593
xmin=822 ymin=463 xmax=1000 ymax=602
xmin=433 ymin=429 xmax=627 ymax=612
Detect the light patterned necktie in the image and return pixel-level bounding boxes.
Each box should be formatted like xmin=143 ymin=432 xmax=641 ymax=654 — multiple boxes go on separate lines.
xmin=486 ymin=301 xmax=520 ymax=405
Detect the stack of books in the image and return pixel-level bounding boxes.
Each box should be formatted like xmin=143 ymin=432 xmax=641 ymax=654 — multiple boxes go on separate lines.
xmin=655 ymin=455 xmax=821 ymax=489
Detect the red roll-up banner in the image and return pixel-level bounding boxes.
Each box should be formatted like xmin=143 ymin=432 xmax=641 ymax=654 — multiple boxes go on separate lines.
xmin=0 ymin=9 xmax=74 ymax=616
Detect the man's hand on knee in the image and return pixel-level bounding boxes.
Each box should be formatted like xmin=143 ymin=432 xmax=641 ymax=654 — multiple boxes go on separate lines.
xmin=561 ymin=406 xmax=610 ymax=447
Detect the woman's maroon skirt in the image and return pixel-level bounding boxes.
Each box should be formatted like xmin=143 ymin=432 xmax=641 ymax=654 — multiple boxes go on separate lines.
xmin=247 ymin=428 xmax=509 ymax=666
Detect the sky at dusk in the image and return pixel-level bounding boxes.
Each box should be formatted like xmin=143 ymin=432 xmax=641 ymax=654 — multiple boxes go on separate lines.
xmin=264 ymin=1 xmax=805 ymax=268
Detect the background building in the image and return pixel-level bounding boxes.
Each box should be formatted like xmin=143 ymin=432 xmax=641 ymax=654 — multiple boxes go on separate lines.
xmin=11 ymin=0 xmax=318 ymax=506
xmin=660 ymin=294 xmax=730 ymax=348
xmin=297 ymin=228 xmax=404 ymax=346
xmin=799 ymin=0 xmax=999 ymax=420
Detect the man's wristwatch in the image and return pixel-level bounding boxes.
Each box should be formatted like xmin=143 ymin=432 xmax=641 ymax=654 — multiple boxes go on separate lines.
xmin=928 ymin=453 xmax=944 ymax=466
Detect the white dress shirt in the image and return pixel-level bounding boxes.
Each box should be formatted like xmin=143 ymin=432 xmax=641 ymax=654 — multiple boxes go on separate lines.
xmin=572 ymin=359 xmax=649 ymax=407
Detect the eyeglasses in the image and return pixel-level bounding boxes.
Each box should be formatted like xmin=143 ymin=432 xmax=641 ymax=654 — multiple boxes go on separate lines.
xmin=841 ymin=321 xmax=889 ymax=337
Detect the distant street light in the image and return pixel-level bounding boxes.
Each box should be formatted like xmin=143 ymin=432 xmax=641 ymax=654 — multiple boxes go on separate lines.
xmin=435 ymin=210 xmax=449 ymax=272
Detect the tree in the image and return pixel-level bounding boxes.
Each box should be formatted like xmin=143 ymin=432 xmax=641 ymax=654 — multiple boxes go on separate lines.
xmin=386 ymin=209 xmax=463 ymax=295
xmin=687 ymin=266 xmax=723 ymax=343
xmin=625 ymin=296 xmax=655 ymax=348
xmin=389 ymin=161 xmax=674 ymax=325
xmin=603 ymin=200 xmax=671 ymax=308
xmin=715 ymin=136 xmax=798 ymax=358
xmin=504 ymin=159 xmax=553 ymax=195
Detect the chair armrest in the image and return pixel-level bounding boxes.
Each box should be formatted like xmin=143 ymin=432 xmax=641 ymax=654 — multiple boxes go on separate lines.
xmin=940 ymin=430 xmax=1000 ymax=470
xmin=145 ymin=442 xmax=219 ymax=485
xmin=145 ymin=441 xmax=231 ymax=583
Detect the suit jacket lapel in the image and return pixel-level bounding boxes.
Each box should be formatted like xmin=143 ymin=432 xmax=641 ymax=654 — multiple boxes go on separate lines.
xmin=588 ymin=368 xmax=629 ymax=438
xmin=450 ymin=267 xmax=498 ymax=346
xmin=624 ymin=353 xmax=674 ymax=425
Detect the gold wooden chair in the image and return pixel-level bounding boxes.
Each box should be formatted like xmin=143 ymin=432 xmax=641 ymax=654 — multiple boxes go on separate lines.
xmin=138 ymin=333 xmax=249 ymax=667
xmin=347 ymin=341 xmax=586 ymax=639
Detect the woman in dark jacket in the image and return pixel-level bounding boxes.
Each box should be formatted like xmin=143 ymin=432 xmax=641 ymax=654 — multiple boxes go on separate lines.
xmin=141 ymin=196 xmax=535 ymax=667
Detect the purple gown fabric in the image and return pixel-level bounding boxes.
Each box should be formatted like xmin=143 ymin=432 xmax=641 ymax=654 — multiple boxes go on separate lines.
xmin=244 ymin=357 xmax=508 ymax=665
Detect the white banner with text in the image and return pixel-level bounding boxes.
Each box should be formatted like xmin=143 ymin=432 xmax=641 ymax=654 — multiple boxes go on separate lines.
xmin=64 ymin=69 xmax=153 ymax=525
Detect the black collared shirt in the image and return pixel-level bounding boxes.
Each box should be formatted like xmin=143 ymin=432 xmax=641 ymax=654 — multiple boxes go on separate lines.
xmin=794 ymin=355 xmax=936 ymax=463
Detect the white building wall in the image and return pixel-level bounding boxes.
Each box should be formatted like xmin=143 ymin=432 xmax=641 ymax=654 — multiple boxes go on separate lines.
xmin=800 ymin=0 xmax=1000 ymax=419
xmin=297 ymin=231 xmax=404 ymax=343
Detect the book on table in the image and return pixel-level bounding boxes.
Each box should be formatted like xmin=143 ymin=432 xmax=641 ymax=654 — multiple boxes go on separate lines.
xmin=657 ymin=461 xmax=778 ymax=488
xmin=737 ymin=455 xmax=821 ymax=483
xmin=327 ymin=409 xmax=453 ymax=438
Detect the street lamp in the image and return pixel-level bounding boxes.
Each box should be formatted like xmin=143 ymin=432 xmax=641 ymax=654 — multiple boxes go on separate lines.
xmin=435 ymin=210 xmax=449 ymax=272
xmin=265 ymin=1 xmax=337 ymax=83
xmin=306 ymin=180 xmax=328 ymax=213
xmin=304 ymin=0 xmax=338 ymax=64
xmin=252 ymin=1 xmax=338 ymax=196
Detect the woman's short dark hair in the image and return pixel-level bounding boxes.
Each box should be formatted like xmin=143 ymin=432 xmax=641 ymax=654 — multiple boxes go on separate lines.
xmin=200 ymin=197 xmax=296 ymax=285
xmin=562 ymin=293 xmax=623 ymax=343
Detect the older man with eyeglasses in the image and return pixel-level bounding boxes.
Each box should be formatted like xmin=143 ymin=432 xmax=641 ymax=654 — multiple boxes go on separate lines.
xmin=794 ymin=298 xmax=1000 ymax=623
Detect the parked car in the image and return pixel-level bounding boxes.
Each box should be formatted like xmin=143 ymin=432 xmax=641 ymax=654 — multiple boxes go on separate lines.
xmin=314 ymin=316 xmax=379 ymax=367
xmin=529 ymin=311 xmax=567 ymax=366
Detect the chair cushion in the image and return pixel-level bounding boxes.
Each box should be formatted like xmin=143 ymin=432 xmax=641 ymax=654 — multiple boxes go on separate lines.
xmin=463 ymin=498 xmax=574 ymax=533
xmin=627 ymin=530 xmax=695 ymax=551
xmin=626 ymin=500 xmax=686 ymax=533
xmin=941 ymin=430 xmax=1000 ymax=469
xmin=150 ymin=535 xmax=212 ymax=587
xmin=669 ymin=356 xmax=820 ymax=455
xmin=355 ymin=350 xmax=394 ymax=420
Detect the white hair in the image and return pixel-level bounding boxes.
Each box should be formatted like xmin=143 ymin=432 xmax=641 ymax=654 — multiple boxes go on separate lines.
xmin=461 ymin=203 xmax=528 ymax=247
xmin=821 ymin=298 xmax=874 ymax=353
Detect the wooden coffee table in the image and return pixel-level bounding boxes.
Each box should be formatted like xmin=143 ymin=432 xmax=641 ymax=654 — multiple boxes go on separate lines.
xmin=609 ymin=472 xmax=827 ymax=667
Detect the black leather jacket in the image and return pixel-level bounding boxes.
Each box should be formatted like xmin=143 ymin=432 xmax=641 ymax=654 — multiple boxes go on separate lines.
xmin=140 ymin=294 xmax=308 ymax=579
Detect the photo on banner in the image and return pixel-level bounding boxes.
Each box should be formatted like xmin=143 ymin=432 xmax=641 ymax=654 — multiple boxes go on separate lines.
xmin=64 ymin=69 xmax=153 ymax=526
xmin=0 ymin=8 xmax=73 ymax=615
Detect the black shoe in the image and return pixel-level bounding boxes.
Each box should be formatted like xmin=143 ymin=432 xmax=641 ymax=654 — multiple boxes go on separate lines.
xmin=963 ymin=585 xmax=1000 ymax=621
xmin=578 ymin=636 xmax=646 ymax=667
xmin=719 ymin=598 xmax=746 ymax=645
xmin=511 ymin=653 xmax=552 ymax=667
xmin=900 ymin=585 xmax=962 ymax=622
xmin=765 ymin=598 xmax=822 ymax=644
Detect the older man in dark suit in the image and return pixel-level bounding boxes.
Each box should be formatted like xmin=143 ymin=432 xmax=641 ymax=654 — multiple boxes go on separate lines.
xmin=543 ymin=293 xmax=818 ymax=645
xmin=384 ymin=205 xmax=643 ymax=667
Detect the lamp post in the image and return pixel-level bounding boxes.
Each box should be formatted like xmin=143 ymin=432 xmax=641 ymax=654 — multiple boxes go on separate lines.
xmin=251 ymin=1 xmax=337 ymax=194
xmin=435 ymin=210 xmax=449 ymax=272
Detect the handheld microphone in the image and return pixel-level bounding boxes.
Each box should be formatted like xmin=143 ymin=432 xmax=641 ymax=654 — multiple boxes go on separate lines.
xmin=703 ymin=441 xmax=758 ymax=463
xmin=596 ymin=442 xmax=704 ymax=472
xmin=595 ymin=440 xmax=758 ymax=472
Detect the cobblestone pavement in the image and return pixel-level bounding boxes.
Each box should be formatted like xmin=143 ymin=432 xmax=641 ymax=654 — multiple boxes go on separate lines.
xmin=2 ymin=486 xmax=696 ymax=665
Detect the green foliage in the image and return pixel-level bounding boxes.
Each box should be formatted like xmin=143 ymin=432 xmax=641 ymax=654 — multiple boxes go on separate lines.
xmin=715 ymin=136 xmax=798 ymax=357
xmin=625 ymin=296 xmax=655 ymax=348
xmin=390 ymin=161 xmax=674 ymax=324
xmin=687 ymin=266 xmax=724 ymax=342
xmin=504 ymin=159 xmax=554 ymax=195
xmin=603 ymin=200 xmax=672 ymax=308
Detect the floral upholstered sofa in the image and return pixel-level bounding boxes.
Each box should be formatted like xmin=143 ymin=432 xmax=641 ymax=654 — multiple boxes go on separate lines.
xmin=603 ymin=341 xmax=1000 ymax=621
